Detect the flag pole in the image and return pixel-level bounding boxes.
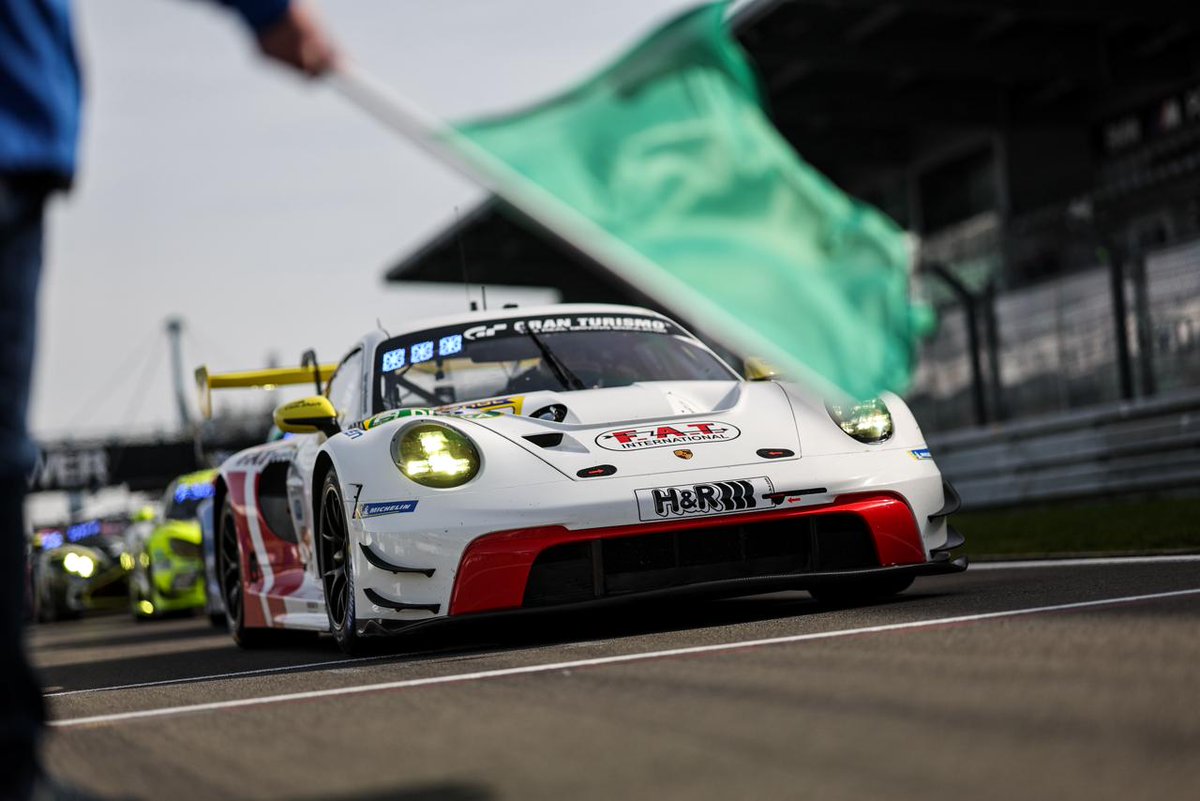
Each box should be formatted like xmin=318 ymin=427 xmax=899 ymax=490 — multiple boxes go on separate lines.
xmin=329 ymin=63 xmax=846 ymax=400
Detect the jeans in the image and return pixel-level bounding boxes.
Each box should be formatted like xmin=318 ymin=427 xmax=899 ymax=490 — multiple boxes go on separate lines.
xmin=0 ymin=176 xmax=46 ymax=801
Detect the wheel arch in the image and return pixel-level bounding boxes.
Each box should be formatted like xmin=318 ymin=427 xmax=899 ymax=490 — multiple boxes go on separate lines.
xmin=311 ymin=451 xmax=337 ymax=533
xmin=213 ymin=473 xmax=229 ymax=522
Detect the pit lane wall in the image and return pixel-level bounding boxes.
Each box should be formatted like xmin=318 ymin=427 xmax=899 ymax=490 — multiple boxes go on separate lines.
xmin=926 ymin=387 xmax=1200 ymax=510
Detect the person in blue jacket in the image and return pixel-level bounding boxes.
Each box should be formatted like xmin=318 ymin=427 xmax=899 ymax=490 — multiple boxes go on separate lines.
xmin=0 ymin=2 xmax=336 ymax=797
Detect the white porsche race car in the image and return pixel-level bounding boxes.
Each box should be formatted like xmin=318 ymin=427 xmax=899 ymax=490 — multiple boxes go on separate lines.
xmin=200 ymin=303 xmax=965 ymax=654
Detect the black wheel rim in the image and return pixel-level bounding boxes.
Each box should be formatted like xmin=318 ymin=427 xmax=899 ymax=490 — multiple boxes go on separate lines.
xmin=219 ymin=506 xmax=243 ymax=625
xmin=318 ymin=483 xmax=349 ymax=629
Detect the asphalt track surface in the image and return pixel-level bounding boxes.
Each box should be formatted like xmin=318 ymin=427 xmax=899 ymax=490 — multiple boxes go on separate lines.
xmin=30 ymin=556 xmax=1200 ymax=801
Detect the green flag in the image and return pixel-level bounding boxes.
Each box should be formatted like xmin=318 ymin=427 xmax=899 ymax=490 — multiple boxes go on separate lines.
xmin=448 ymin=2 xmax=926 ymax=399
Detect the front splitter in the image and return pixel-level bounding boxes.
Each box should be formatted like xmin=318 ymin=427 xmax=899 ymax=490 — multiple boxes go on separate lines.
xmin=356 ymin=555 xmax=968 ymax=638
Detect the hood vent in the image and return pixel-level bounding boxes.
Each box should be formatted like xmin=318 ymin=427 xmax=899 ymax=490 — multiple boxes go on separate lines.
xmin=523 ymin=432 xmax=565 ymax=449
xmin=576 ymin=464 xmax=617 ymax=478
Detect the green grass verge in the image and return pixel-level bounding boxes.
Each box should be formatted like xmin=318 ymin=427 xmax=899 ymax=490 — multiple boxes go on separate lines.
xmin=956 ymin=495 xmax=1200 ymax=560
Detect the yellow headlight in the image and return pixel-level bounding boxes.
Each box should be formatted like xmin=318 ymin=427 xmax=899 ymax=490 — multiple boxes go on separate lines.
xmin=62 ymin=551 xmax=96 ymax=579
xmin=392 ymin=423 xmax=480 ymax=488
xmin=826 ymin=398 xmax=894 ymax=444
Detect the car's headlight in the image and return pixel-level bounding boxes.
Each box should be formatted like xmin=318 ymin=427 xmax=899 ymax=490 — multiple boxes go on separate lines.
xmin=826 ymin=398 xmax=893 ymax=444
xmin=62 ymin=551 xmax=96 ymax=579
xmin=391 ymin=422 xmax=481 ymax=488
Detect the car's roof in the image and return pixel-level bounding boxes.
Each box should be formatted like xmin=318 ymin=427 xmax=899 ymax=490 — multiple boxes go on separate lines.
xmin=357 ymin=303 xmax=679 ymax=352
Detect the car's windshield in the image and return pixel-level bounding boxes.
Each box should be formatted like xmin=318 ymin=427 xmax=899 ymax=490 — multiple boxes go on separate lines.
xmin=373 ymin=313 xmax=736 ymax=413
xmin=35 ymin=519 xmax=128 ymax=556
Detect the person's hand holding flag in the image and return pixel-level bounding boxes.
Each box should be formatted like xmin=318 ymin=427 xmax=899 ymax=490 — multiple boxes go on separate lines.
xmin=256 ymin=1 xmax=339 ymax=77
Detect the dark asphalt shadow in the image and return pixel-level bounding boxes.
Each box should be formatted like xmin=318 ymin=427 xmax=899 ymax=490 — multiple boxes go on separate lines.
xmin=371 ymin=588 xmax=945 ymax=658
xmin=37 ymin=587 xmax=957 ymax=693
xmin=34 ymin=618 xmax=224 ymax=652
xmin=301 ymin=783 xmax=493 ymax=801
xmin=36 ymin=634 xmax=344 ymax=692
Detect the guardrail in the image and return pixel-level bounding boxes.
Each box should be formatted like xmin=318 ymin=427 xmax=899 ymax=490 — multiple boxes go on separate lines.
xmin=926 ymin=387 xmax=1200 ymax=510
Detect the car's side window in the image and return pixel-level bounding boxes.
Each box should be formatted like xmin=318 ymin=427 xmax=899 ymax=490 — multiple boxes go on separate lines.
xmin=325 ymin=349 xmax=364 ymax=427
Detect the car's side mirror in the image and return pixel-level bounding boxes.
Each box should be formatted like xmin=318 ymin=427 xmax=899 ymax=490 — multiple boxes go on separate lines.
xmin=743 ymin=356 xmax=779 ymax=381
xmin=274 ymin=396 xmax=340 ymax=436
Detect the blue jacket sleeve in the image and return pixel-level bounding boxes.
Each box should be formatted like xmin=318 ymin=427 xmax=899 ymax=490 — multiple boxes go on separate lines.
xmin=213 ymin=0 xmax=292 ymax=34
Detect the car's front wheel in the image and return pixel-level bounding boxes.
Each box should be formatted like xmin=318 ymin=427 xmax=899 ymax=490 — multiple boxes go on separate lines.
xmin=131 ymin=557 xmax=161 ymax=621
xmin=317 ymin=469 xmax=368 ymax=655
xmin=36 ymin=580 xmax=63 ymax=623
xmin=808 ymin=575 xmax=914 ymax=606
xmin=129 ymin=574 xmax=152 ymax=621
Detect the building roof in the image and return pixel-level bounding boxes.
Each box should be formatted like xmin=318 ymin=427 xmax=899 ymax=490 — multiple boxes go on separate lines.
xmin=387 ymin=0 xmax=1200 ymax=294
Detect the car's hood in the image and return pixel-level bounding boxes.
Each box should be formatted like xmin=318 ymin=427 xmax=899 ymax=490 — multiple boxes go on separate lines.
xmin=459 ymin=381 xmax=801 ymax=480
xmin=151 ymin=519 xmax=202 ymax=545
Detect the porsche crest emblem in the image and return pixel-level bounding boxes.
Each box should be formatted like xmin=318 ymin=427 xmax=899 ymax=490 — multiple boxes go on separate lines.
xmin=673 ymin=449 xmax=694 ymax=460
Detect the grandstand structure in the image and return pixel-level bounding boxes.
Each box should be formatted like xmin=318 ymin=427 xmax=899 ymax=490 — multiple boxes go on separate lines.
xmin=386 ymin=0 xmax=1200 ymax=430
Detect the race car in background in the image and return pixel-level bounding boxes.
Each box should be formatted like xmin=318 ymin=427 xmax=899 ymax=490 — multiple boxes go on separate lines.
xmin=32 ymin=518 xmax=132 ymax=622
xmin=199 ymin=496 xmax=223 ymax=627
xmin=200 ymin=304 xmax=965 ymax=654
xmin=125 ymin=470 xmax=216 ymax=620
xmin=199 ymin=426 xmax=295 ymax=629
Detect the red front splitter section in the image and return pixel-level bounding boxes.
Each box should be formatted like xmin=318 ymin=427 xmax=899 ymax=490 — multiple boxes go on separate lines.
xmin=449 ymin=493 xmax=927 ymax=616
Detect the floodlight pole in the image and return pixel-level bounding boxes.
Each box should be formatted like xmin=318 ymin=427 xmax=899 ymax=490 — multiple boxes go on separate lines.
xmin=165 ymin=316 xmax=193 ymax=432
xmin=926 ymin=263 xmax=988 ymax=427
xmin=1101 ymin=243 xmax=1136 ymax=402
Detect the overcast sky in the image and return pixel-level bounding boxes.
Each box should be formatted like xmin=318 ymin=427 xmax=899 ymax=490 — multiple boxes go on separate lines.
xmin=34 ymin=0 xmax=705 ymax=441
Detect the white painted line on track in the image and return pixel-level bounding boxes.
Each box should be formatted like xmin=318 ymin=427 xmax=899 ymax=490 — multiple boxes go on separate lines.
xmin=46 ymin=557 xmax=1200 ymax=700
xmin=43 ymin=640 xmax=618 ymax=699
xmin=44 ymin=642 xmax=560 ymax=698
xmin=972 ymin=554 xmax=1200 ymax=570
xmin=49 ymin=586 xmax=1200 ymax=729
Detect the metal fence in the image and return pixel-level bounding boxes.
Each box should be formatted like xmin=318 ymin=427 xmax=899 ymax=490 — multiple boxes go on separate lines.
xmin=910 ymin=236 xmax=1200 ymax=433
xmin=1144 ymin=239 xmax=1200 ymax=394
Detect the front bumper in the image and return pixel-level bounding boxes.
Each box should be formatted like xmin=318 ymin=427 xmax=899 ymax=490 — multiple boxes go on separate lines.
xmin=450 ymin=493 xmax=934 ymax=615
xmin=149 ymin=556 xmax=206 ymax=611
xmin=355 ymin=490 xmax=966 ymax=636
xmin=358 ymin=557 xmax=966 ymax=637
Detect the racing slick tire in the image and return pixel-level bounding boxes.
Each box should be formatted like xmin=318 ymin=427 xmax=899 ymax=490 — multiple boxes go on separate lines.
xmin=808 ymin=575 xmax=914 ymax=606
xmin=317 ymin=469 xmax=371 ymax=656
xmin=129 ymin=563 xmax=156 ymax=621
xmin=130 ymin=587 xmax=152 ymax=622
xmin=35 ymin=594 xmax=60 ymax=623
xmin=217 ymin=497 xmax=311 ymax=648
xmin=37 ymin=581 xmax=78 ymax=623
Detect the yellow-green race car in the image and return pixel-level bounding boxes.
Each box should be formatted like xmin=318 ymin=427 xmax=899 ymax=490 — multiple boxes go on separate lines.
xmin=125 ymin=469 xmax=216 ymax=619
